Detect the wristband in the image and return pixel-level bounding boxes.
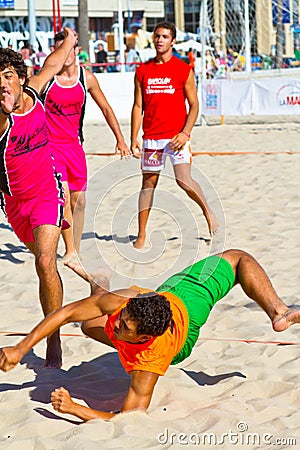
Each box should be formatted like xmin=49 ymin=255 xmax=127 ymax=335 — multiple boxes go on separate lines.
xmin=1 ymin=108 xmax=10 ymax=116
xmin=182 ymin=131 xmax=190 ymax=138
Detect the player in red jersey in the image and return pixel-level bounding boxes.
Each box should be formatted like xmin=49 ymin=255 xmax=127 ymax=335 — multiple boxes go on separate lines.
xmin=131 ymin=22 xmax=218 ymax=249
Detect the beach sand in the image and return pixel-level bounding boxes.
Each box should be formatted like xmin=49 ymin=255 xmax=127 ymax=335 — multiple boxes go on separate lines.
xmin=0 ymin=116 xmax=299 ymax=449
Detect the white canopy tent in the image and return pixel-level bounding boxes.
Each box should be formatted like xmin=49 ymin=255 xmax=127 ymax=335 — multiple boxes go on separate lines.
xmin=174 ymin=39 xmax=213 ymax=53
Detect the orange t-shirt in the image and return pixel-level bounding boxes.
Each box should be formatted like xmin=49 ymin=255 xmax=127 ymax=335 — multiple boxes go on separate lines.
xmin=104 ymin=287 xmax=189 ymax=376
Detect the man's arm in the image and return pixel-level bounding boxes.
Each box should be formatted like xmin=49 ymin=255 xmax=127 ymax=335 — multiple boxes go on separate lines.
xmin=130 ymin=75 xmax=143 ymax=158
xmin=183 ymin=70 xmax=199 ymax=135
xmin=28 ymin=27 xmax=78 ymax=94
xmin=169 ymin=70 xmax=199 ymax=150
xmin=0 ymin=288 xmax=136 ymax=372
xmin=85 ymin=70 xmax=130 ymax=158
xmin=50 ymin=370 xmax=159 ymax=421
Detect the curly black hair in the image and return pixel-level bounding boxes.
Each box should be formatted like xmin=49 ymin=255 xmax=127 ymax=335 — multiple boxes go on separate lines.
xmin=0 ymin=48 xmax=29 ymax=86
xmin=126 ymin=292 xmax=173 ymax=336
xmin=153 ymin=21 xmax=177 ymax=40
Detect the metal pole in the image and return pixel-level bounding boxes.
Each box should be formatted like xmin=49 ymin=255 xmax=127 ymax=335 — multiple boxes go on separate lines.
xmin=199 ymin=0 xmax=207 ymax=126
xmin=200 ymin=0 xmax=207 ymax=81
xmin=57 ymin=0 xmax=62 ymax=32
xmin=127 ymin=0 xmax=131 ymax=33
xmin=118 ymin=0 xmax=125 ymax=73
xmin=28 ymin=0 xmax=37 ymax=47
xmin=244 ymin=0 xmax=252 ymax=72
xmin=52 ymin=0 xmax=56 ymax=34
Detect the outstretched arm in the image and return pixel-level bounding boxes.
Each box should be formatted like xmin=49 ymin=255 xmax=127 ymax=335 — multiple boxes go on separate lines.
xmin=85 ymin=70 xmax=130 ymax=158
xmin=51 ymin=370 xmax=159 ymax=421
xmin=0 ymin=287 xmax=135 ymax=372
xmin=28 ymin=27 xmax=78 ymax=94
xmin=0 ymin=295 xmax=103 ymax=372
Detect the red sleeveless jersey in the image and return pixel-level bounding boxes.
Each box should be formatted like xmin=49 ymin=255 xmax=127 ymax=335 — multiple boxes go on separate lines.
xmin=136 ymin=56 xmax=192 ymax=139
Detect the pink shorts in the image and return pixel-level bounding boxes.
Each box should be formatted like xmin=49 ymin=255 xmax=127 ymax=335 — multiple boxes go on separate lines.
xmin=3 ymin=193 xmax=68 ymax=244
xmin=50 ymin=143 xmax=87 ymax=192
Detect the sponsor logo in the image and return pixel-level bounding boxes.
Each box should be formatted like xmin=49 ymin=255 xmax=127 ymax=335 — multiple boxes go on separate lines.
xmin=146 ymin=77 xmax=175 ymax=95
xmin=277 ymin=82 xmax=300 ymax=107
xmin=205 ymin=84 xmax=218 ymax=109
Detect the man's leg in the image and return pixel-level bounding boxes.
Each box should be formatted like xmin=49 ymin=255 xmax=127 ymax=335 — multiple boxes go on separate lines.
xmin=64 ymin=262 xmax=113 ymax=346
xmin=27 ymin=224 xmax=63 ymax=368
xmin=70 ymin=190 xmax=86 ymax=257
xmin=60 ymin=181 xmax=77 ymax=262
xmin=133 ymin=172 xmax=160 ymax=249
xmin=220 ymin=249 xmax=300 ymax=331
xmin=173 ymin=163 xmax=218 ymax=237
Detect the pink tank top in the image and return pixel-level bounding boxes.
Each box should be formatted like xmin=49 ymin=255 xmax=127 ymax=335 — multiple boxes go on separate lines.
xmin=0 ymin=87 xmax=59 ymax=199
xmin=43 ymin=66 xmax=87 ymax=145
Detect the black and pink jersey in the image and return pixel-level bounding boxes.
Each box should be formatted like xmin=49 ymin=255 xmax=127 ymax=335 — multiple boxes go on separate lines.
xmin=42 ymin=65 xmax=87 ymax=145
xmin=0 ymin=86 xmax=60 ymax=199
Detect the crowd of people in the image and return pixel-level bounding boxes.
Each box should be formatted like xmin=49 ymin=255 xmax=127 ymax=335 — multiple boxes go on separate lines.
xmin=13 ymin=32 xmax=249 ymax=79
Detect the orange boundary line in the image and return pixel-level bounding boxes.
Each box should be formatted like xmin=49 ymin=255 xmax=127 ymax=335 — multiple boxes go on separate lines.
xmin=85 ymin=152 xmax=117 ymax=156
xmin=0 ymin=331 xmax=299 ymax=345
xmin=192 ymin=151 xmax=300 ymax=156
xmin=84 ymin=151 xmax=300 ymax=157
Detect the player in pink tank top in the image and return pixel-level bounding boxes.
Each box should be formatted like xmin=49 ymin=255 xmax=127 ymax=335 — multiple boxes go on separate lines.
xmin=131 ymin=22 xmax=219 ymax=249
xmin=0 ymin=28 xmax=78 ymax=368
xmin=42 ymin=32 xmax=130 ymax=263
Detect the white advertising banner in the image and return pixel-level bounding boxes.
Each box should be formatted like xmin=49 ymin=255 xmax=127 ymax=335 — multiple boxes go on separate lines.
xmin=201 ymin=77 xmax=300 ymax=116
xmin=221 ymin=80 xmax=253 ymax=115
xmin=252 ymin=78 xmax=300 ymax=115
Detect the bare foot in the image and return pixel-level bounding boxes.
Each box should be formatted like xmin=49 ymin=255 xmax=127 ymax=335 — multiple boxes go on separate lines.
xmin=44 ymin=331 xmax=62 ymax=369
xmin=207 ymin=210 xmax=219 ymax=237
xmin=133 ymin=234 xmax=146 ymax=249
xmin=272 ymin=308 xmax=300 ymax=332
xmin=65 ymin=261 xmax=112 ymax=295
xmin=62 ymin=252 xmax=81 ymax=264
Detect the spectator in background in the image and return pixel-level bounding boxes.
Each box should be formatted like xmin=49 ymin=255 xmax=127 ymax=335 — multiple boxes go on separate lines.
xmin=205 ymin=49 xmax=217 ymax=78
xmin=226 ymin=46 xmax=235 ymax=67
xmin=78 ymin=45 xmax=89 ymax=66
xmin=32 ymin=44 xmax=47 ymax=73
xmin=187 ymin=47 xmax=196 ymax=72
xmin=214 ymin=53 xmax=228 ymax=79
xmin=19 ymin=45 xmax=34 ymax=77
xmin=95 ymin=43 xmax=108 ymax=73
xmin=125 ymin=44 xmax=139 ymax=72
xmin=231 ymin=52 xmax=244 ymax=72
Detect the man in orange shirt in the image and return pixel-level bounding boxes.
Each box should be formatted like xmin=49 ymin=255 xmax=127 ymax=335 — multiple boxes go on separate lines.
xmin=0 ymin=249 xmax=299 ymax=421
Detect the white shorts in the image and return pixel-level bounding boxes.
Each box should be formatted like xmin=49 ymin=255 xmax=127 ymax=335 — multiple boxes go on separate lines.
xmin=141 ymin=139 xmax=192 ymax=172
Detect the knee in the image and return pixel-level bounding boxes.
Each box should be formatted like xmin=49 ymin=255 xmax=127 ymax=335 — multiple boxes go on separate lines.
xmin=176 ymin=177 xmax=192 ymax=192
xmin=221 ymin=249 xmax=253 ymax=274
xmin=142 ymin=179 xmax=157 ymax=190
xmin=71 ymin=192 xmax=86 ymax=212
xmin=81 ymin=321 xmax=91 ymax=337
xmin=35 ymin=252 xmax=57 ymax=276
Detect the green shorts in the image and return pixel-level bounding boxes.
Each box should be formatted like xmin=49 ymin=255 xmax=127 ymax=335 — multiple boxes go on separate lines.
xmin=157 ymin=256 xmax=235 ymax=365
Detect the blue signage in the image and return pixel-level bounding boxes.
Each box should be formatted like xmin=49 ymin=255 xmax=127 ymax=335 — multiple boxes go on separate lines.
xmin=272 ymin=0 xmax=291 ymax=25
xmin=0 ymin=0 xmax=14 ymax=8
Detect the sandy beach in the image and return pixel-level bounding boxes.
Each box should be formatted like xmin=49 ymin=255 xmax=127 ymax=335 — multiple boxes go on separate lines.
xmin=0 ymin=116 xmax=299 ymax=449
